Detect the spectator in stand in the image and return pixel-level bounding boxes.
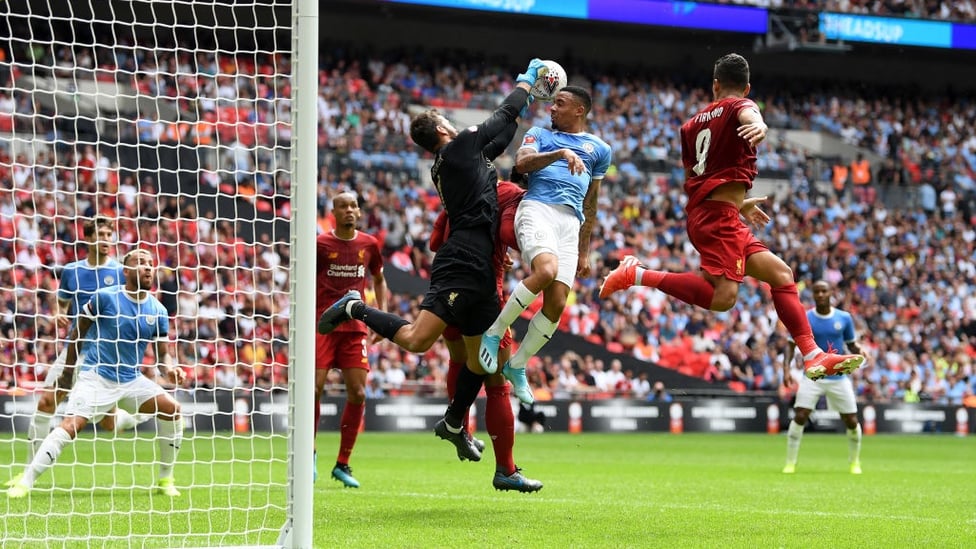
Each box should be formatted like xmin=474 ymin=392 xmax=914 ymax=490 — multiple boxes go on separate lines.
xmin=364 ymin=374 xmax=386 ymax=399
xmin=605 ymin=359 xmax=626 ymax=391
xmin=831 ymin=160 xmax=849 ymax=201
xmin=646 ymin=381 xmax=673 ymax=403
xmin=850 ymin=153 xmax=874 ymax=204
xmin=215 ymin=363 xmax=241 ymax=389
xmin=632 ymin=372 xmax=651 ymax=399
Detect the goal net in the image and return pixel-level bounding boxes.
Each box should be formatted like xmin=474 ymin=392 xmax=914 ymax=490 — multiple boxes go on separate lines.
xmin=0 ymin=0 xmax=301 ymax=545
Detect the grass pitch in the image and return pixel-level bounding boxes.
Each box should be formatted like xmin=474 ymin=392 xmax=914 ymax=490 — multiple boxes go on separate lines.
xmin=2 ymin=431 xmax=974 ymax=548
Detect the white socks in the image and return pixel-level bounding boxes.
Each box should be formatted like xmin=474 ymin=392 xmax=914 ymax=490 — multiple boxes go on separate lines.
xmin=634 ymin=266 xmax=646 ymax=286
xmin=508 ymin=312 xmax=558 ymax=370
xmin=113 ymin=408 xmax=139 ymax=432
xmin=19 ymin=418 xmax=184 ymax=488
xmin=847 ymin=423 xmax=862 ymax=464
xmin=23 ymin=427 xmax=73 ymax=488
xmin=27 ymin=411 xmax=54 ymax=461
xmin=802 ymin=349 xmax=822 ymax=362
xmin=157 ymin=419 xmax=184 ymax=480
xmin=785 ymin=420 xmax=861 ymax=467
xmin=785 ymin=420 xmax=804 ymax=465
xmin=486 ymin=282 xmax=538 ymax=338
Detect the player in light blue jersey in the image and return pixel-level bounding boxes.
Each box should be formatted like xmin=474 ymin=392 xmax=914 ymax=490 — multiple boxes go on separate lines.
xmin=782 ymin=280 xmax=864 ymax=475
xmin=7 ymin=249 xmax=186 ymax=499
xmin=479 ymin=85 xmax=612 ymax=404
xmin=6 ymin=217 xmax=143 ymax=489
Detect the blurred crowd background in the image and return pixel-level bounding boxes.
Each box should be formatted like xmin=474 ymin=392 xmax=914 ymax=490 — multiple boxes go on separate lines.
xmin=0 ymin=2 xmax=974 ymax=409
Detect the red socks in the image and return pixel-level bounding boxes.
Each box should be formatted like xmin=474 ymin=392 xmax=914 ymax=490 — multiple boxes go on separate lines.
xmin=648 ymin=271 xmax=715 ymax=310
xmin=771 ymin=283 xmax=818 ymax=356
xmin=485 ymin=384 xmax=515 ymax=474
xmin=314 ymin=392 xmax=322 ymax=438
xmin=451 ymin=360 xmax=516 ymax=473
xmin=336 ymin=401 xmax=365 ymax=464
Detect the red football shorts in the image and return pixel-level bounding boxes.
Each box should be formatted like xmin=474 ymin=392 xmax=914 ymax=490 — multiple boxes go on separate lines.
xmin=315 ymin=331 xmax=369 ymax=371
xmin=442 ymin=325 xmax=513 ymax=351
xmin=686 ymin=200 xmax=768 ymax=283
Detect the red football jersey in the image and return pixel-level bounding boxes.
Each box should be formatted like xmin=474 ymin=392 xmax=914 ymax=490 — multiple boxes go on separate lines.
xmin=315 ymin=230 xmax=383 ymax=333
xmin=680 ymin=96 xmax=760 ymax=210
xmin=496 ymin=180 xmax=525 ymax=218
xmin=429 ymin=180 xmax=525 ymax=301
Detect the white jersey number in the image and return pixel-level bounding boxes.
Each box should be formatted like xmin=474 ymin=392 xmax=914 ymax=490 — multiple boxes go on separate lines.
xmin=693 ymin=129 xmax=711 ymax=176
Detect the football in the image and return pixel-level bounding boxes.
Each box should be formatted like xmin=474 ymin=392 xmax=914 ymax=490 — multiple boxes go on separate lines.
xmin=529 ymin=60 xmax=567 ymax=101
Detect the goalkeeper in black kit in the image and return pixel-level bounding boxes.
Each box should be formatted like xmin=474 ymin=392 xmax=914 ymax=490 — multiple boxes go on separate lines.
xmin=318 ymin=59 xmax=547 ymax=491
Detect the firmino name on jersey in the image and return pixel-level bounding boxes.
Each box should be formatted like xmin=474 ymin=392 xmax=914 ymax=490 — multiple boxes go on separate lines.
xmin=695 ymin=106 xmax=725 ymax=124
xmin=328 ymin=264 xmax=365 ymax=278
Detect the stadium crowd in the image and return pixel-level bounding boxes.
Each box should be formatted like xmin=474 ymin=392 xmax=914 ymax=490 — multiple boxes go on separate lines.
xmin=0 ymin=42 xmax=974 ymax=408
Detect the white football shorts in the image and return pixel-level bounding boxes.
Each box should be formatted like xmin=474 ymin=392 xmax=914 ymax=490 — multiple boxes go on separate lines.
xmin=63 ymin=369 xmax=166 ymax=422
xmin=794 ymin=374 xmax=857 ymax=415
xmin=515 ymin=199 xmax=580 ymax=289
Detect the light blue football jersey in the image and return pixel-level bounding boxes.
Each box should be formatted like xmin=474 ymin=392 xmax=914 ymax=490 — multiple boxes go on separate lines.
xmin=807 ymin=308 xmax=857 ymax=380
xmin=58 ymin=258 xmax=125 ymax=322
xmin=58 ymin=258 xmax=125 ymax=369
xmin=80 ymin=286 xmax=169 ymax=383
xmin=519 ymin=127 xmax=612 ymax=221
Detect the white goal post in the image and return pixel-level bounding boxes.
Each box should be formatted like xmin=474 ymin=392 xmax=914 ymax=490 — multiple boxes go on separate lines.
xmin=0 ymin=0 xmax=316 ymax=546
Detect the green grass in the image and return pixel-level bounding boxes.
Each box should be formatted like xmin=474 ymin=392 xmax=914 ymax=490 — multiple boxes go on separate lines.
xmin=2 ymin=432 xmax=975 ymax=548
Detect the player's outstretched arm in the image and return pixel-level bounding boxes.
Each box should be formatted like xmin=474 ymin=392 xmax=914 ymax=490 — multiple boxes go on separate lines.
xmin=474 ymin=60 xmax=537 ymax=158
xmin=576 ymin=177 xmax=603 ymax=278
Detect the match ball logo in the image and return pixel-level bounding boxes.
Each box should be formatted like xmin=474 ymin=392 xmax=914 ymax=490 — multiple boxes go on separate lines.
xmin=539 ymin=72 xmax=560 ymax=97
xmin=529 ymin=60 xmax=567 ymax=101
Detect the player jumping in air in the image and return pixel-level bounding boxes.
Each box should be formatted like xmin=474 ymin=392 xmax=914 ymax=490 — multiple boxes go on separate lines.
xmin=317 ymin=59 xmax=539 ymax=478
xmin=478 ymin=85 xmax=612 ymax=406
xmin=431 ymin=177 xmax=542 ymax=492
xmin=600 ymin=53 xmax=865 ymax=381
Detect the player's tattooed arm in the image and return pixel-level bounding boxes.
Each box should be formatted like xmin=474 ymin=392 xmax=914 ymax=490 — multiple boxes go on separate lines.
xmin=576 ymin=177 xmax=602 ymax=278
xmin=515 ymin=146 xmax=585 ymax=175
